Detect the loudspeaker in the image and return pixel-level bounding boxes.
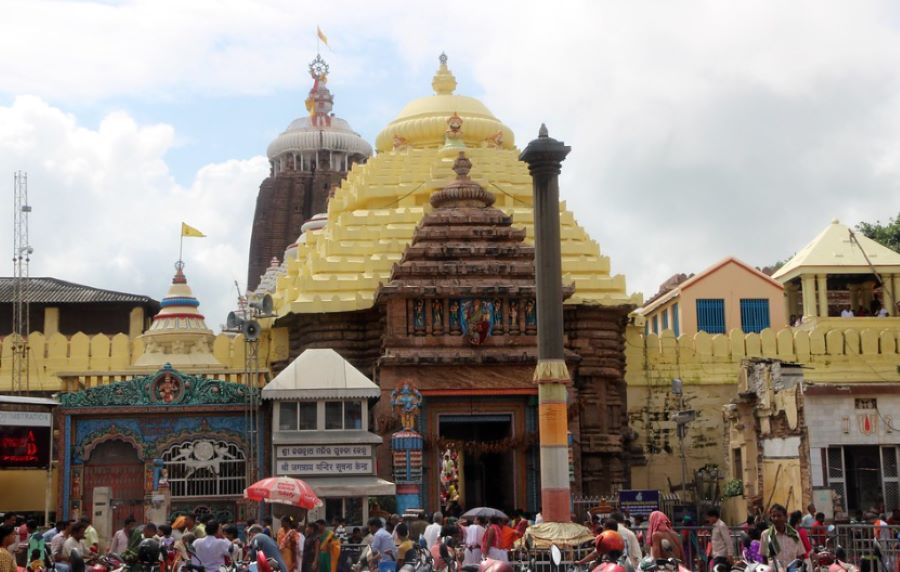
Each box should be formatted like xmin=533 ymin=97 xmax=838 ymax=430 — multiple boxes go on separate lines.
xmin=249 ymin=294 xmax=274 ymax=316
xmin=226 ymin=311 xmax=242 ymax=330
xmin=242 ymin=320 xmax=261 ymax=341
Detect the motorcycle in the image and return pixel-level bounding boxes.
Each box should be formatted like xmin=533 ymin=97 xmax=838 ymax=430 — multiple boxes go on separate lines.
xmin=87 ymin=553 xmax=126 ymax=572
xmin=399 ymin=545 xmax=435 ymax=572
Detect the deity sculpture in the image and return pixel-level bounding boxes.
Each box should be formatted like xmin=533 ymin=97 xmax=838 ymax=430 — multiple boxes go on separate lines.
xmin=432 ymin=300 xmax=444 ymax=334
xmin=390 ymin=383 xmax=423 ymax=432
xmin=154 ymin=372 xmax=181 ymax=403
xmin=444 ymin=112 xmax=464 ymax=148
xmin=448 ymin=300 xmax=461 ymax=334
xmin=463 ymin=299 xmax=492 ymax=346
xmin=413 ymin=299 xmax=426 ymax=333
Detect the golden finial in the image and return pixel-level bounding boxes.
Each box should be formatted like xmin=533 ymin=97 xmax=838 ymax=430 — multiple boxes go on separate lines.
xmin=432 ymin=52 xmax=457 ymax=95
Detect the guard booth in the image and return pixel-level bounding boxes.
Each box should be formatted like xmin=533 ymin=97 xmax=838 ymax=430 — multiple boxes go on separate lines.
xmin=0 ymin=395 xmax=58 ymax=525
xmin=262 ymin=349 xmax=395 ymax=528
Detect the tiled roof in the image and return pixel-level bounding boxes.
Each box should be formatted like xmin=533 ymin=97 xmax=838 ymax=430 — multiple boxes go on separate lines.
xmin=0 ymin=277 xmax=158 ymax=306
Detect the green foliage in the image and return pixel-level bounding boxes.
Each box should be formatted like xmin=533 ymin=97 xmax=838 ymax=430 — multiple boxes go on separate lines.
xmin=722 ymin=479 xmax=744 ymax=499
xmin=857 ymin=211 xmax=900 ymax=253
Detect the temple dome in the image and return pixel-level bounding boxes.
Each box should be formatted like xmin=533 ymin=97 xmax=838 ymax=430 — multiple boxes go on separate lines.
xmin=266 ymin=55 xmax=373 ymax=161
xmin=374 ymin=54 xmax=515 ymax=153
xmin=133 ymin=263 xmax=222 ymax=368
xmin=267 ymin=115 xmax=372 ymax=160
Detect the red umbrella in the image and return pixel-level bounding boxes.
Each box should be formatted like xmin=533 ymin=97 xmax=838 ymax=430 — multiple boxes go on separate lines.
xmin=244 ymin=477 xmax=323 ymax=509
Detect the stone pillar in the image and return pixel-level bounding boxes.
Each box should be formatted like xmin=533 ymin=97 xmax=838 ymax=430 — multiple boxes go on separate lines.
xmin=801 ymin=275 xmax=817 ymax=319
xmin=520 ymin=124 xmax=572 ymax=523
xmin=816 ymin=274 xmax=828 ymax=317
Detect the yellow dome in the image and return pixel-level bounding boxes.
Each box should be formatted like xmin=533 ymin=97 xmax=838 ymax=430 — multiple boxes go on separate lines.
xmin=374 ymin=54 xmax=515 ymax=153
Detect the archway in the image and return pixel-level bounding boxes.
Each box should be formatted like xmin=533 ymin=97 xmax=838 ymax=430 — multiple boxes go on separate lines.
xmin=83 ymin=440 xmax=144 ymax=530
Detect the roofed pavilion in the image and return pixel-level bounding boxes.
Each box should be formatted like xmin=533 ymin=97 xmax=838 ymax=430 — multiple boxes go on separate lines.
xmin=773 ymin=219 xmax=900 ymax=325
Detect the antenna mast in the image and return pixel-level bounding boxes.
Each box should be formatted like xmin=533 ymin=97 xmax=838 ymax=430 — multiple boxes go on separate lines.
xmin=12 ymin=171 xmax=33 ymax=395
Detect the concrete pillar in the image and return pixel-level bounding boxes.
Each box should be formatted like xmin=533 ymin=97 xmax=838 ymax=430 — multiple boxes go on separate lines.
xmin=893 ymin=275 xmax=900 ymax=315
xmin=816 ymin=274 xmax=828 ymax=317
xmin=44 ymin=307 xmax=60 ymax=335
xmin=520 ymin=124 xmax=571 ymax=523
xmin=129 ymin=307 xmax=145 ymax=338
xmin=801 ymin=275 xmax=817 ymax=319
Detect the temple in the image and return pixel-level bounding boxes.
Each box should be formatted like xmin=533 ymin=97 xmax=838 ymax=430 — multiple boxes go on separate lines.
xmin=247 ymin=54 xmax=372 ymax=289
xmin=268 ymin=55 xmax=640 ymax=513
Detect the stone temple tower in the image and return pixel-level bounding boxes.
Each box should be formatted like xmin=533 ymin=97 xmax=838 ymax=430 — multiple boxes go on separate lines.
xmin=247 ymin=54 xmax=372 ymax=289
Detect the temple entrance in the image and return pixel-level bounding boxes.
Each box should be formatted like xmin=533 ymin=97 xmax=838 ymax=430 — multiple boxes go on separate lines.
xmin=439 ymin=414 xmax=515 ymax=512
xmin=83 ymin=440 xmax=144 ymax=530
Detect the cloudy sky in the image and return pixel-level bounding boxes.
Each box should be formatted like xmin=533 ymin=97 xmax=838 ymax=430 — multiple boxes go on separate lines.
xmin=2 ymin=0 xmax=900 ymax=326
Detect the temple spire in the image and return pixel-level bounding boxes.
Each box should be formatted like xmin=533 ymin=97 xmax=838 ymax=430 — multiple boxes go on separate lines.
xmin=432 ymin=52 xmax=457 ymax=95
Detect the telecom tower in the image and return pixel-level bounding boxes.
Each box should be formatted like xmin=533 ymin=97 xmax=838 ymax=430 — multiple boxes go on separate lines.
xmin=12 ymin=171 xmax=33 ymax=395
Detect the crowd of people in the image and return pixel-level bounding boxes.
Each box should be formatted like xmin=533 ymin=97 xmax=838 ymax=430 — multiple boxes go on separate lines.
xmin=1 ymin=503 xmax=898 ymax=572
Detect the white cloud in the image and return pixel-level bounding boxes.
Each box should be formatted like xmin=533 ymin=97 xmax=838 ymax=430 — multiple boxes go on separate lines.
xmin=0 ymin=95 xmax=269 ymax=326
xmin=2 ymin=0 xmax=900 ymax=307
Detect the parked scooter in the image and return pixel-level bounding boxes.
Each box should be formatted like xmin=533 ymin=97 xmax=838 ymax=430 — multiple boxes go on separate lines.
xmin=399 ymin=545 xmax=435 ymax=572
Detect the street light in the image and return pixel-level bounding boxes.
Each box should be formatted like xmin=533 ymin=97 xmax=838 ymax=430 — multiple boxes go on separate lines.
xmin=670 ymin=378 xmax=695 ymax=503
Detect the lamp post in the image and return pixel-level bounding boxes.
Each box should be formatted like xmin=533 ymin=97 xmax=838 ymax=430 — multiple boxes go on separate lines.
xmin=671 ymin=378 xmax=696 ymax=503
xmin=520 ymin=124 xmax=571 ymax=523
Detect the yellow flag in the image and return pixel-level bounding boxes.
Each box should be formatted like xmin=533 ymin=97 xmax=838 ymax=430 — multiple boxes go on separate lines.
xmin=317 ymin=26 xmax=329 ymax=48
xmin=181 ymin=222 xmax=206 ymax=238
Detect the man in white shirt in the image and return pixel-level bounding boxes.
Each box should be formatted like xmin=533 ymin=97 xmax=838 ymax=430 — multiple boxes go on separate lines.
xmin=50 ymin=521 xmax=71 ymax=563
xmin=840 ymin=307 xmax=854 ymax=318
xmin=191 ymin=521 xmax=233 ymax=572
xmin=108 ymin=517 xmax=135 ymax=555
xmin=611 ymin=513 xmax=642 ymax=568
xmin=57 ymin=522 xmax=87 ymax=572
xmin=423 ymin=513 xmax=443 ymax=549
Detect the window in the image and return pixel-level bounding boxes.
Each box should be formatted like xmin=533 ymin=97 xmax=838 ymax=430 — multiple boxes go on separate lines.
xmin=644 ymin=320 xmax=649 ymax=336
xmin=345 ymin=401 xmax=363 ymax=430
xmin=279 ymin=403 xmax=298 ymax=431
xmin=733 ymin=447 xmax=743 ymax=480
xmin=652 ymin=315 xmax=659 ymax=334
xmin=162 ymin=440 xmax=246 ymax=498
xmin=826 ymin=446 xmax=846 ymax=513
xmin=696 ymin=299 xmax=726 ymax=334
xmin=855 ymin=398 xmax=877 ymax=410
xmin=662 ymin=309 xmax=669 ymax=331
xmin=298 ymin=402 xmax=317 ymax=430
xmin=325 ymin=402 xmax=343 ymax=430
xmin=672 ymin=303 xmax=680 ymax=337
xmin=740 ymin=299 xmax=770 ymax=333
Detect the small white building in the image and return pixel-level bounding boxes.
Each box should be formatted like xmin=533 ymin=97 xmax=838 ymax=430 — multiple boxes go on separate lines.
xmin=262 ymin=349 xmax=395 ymax=525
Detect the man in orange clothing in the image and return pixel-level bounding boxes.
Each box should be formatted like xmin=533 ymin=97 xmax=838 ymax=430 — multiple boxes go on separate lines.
xmin=498 ymin=518 xmax=518 ymax=552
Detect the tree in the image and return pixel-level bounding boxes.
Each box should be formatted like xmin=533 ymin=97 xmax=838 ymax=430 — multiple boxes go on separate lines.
xmin=857 ymin=211 xmax=900 ymax=253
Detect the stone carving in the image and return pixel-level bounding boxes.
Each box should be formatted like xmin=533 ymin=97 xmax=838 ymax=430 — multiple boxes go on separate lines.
xmin=457 ymin=299 xmax=495 ymax=346
xmin=392 ymin=135 xmax=409 ymax=152
xmin=431 ymin=300 xmax=444 ymax=334
xmin=482 ymin=130 xmax=504 ymax=148
xmin=448 ymin=300 xmax=461 ymax=334
xmin=525 ymin=298 xmax=537 ymax=334
xmin=444 ymin=112 xmax=464 ymax=148
xmin=170 ymin=439 xmax=237 ymax=477
xmin=59 ymin=363 xmax=254 ymax=408
xmin=413 ymin=299 xmax=426 ymax=334
xmin=509 ymin=299 xmax=520 ymax=334
xmin=391 ymin=382 xmax=423 ymax=432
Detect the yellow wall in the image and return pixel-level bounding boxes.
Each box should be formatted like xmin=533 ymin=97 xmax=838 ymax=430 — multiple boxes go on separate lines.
xmin=0 ymin=328 xmax=289 ymax=392
xmin=0 ymin=469 xmax=57 ymax=513
xmin=626 ymin=319 xmax=900 ymax=501
xmin=761 ymin=459 xmax=804 ymax=510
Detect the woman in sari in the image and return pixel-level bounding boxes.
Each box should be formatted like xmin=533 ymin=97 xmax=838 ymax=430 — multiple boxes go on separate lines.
xmin=318 ymin=520 xmax=340 ymax=572
xmin=278 ymin=516 xmax=300 ymax=572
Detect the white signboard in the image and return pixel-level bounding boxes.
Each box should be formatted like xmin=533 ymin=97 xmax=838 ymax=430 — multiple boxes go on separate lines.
xmin=276 ymin=444 xmax=372 ymax=459
xmin=276 ymin=458 xmax=373 ymax=476
xmin=0 ymin=411 xmax=52 ymax=427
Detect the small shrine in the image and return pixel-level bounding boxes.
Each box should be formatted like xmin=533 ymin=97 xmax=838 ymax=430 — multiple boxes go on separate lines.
xmin=55 ymin=263 xmax=256 ymax=543
xmin=373 ymin=152 xmax=574 ymax=511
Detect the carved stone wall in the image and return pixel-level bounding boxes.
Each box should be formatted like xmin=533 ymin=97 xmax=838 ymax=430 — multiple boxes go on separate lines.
xmin=247 ymin=170 xmax=346 ymax=290
xmin=565 ymin=305 xmax=633 ymax=496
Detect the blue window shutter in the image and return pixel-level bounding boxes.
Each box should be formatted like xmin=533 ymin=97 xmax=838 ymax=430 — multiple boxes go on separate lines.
xmin=673 ymin=303 xmax=680 ymax=337
xmin=696 ymin=299 xmax=726 ymax=334
xmin=652 ymin=314 xmax=659 ymax=334
xmin=644 ymin=320 xmax=649 ymax=336
xmin=740 ymin=299 xmax=771 ymax=333
xmin=662 ymin=310 xmax=669 ymax=331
